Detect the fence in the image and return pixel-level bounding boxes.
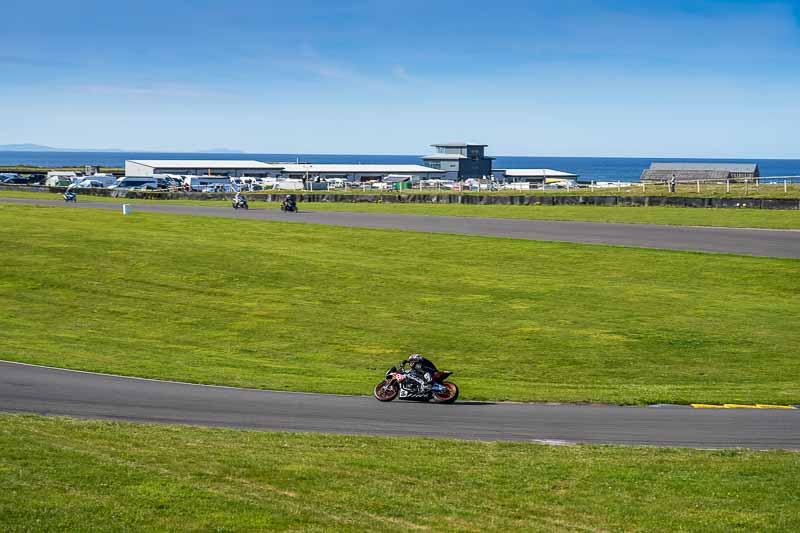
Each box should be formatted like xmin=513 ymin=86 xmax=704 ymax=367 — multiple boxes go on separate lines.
xmin=2 ymin=184 xmax=800 ymax=209
xmin=632 ymin=177 xmax=800 ymax=196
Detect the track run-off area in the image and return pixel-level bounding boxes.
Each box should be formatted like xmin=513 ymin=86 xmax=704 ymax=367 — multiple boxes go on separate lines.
xmin=2 ymin=198 xmax=799 ymax=449
xmin=2 ymin=197 xmax=800 ymax=258
xmin=1 ymin=361 xmax=798 ymax=450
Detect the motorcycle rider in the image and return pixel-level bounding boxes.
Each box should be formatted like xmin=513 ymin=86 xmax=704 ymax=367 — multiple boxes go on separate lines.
xmin=284 ymin=194 xmax=297 ymax=210
xmin=402 ymin=353 xmax=438 ymax=392
xmin=64 ymin=183 xmax=77 ymax=201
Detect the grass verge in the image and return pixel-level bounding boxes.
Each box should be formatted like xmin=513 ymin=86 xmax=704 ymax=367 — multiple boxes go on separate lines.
xmin=1 ymin=189 xmax=800 ymax=229
xmin=1 ymin=203 xmax=799 ymax=404
xmin=1 ymin=414 xmax=798 ymax=532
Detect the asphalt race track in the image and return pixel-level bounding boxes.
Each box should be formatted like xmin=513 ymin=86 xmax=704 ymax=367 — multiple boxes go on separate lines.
xmin=2 ymin=361 xmax=798 ymax=449
xmin=3 ymin=197 xmax=800 ymax=258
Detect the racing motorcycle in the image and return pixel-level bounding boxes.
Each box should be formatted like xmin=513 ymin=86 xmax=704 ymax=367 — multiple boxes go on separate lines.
xmin=373 ymin=363 xmax=459 ymax=403
xmin=63 ymin=190 xmax=77 ymax=202
xmin=280 ymin=195 xmax=298 ymax=213
xmin=232 ymin=195 xmax=249 ymax=210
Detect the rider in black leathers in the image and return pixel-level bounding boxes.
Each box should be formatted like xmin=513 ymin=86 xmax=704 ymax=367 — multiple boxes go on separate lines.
xmin=402 ymin=354 xmax=438 ymax=392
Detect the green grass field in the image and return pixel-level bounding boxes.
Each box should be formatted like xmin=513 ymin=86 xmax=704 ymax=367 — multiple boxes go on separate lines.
xmin=1 ymin=203 xmax=798 ymax=404
xmin=2 ymin=189 xmax=800 ymax=229
xmin=1 ymin=414 xmax=798 ymax=532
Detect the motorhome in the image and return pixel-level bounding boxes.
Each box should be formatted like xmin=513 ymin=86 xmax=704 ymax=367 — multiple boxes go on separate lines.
xmin=182 ymin=175 xmax=232 ymax=192
xmin=46 ymin=171 xmax=80 ymax=187
xmin=273 ymin=178 xmax=304 ymax=190
xmin=77 ymin=173 xmax=117 ymax=188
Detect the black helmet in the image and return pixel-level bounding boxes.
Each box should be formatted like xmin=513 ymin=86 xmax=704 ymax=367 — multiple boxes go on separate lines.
xmin=408 ymin=354 xmax=423 ymax=365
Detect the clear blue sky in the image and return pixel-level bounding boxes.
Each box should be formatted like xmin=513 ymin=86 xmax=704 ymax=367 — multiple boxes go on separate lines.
xmin=3 ymin=0 xmax=799 ymax=157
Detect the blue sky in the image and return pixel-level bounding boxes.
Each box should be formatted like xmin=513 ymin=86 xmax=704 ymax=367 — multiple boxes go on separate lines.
xmin=2 ymin=0 xmax=800 ymax=157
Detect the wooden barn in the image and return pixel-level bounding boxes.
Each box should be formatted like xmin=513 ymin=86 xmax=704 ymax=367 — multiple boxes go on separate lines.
xmin=640 ymin=163 xmax=759 ymax=182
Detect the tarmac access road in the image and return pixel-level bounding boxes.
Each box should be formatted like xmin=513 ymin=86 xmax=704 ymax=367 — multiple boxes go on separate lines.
xmin=2 ymin=197 xmax=800 ymax=258
xmin=2 ymin=361 xmax=798 ymax=450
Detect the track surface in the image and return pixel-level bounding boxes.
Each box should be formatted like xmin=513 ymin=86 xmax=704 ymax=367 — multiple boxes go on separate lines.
xmin=3 ymin=197 xmax=799 ymax=257
xmin=2 ymin=361 xmax=798 ymax=449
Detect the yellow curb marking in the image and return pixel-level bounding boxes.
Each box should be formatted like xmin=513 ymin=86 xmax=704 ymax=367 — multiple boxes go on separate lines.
xmin=691 ymin=403 xmax=797 ymax=409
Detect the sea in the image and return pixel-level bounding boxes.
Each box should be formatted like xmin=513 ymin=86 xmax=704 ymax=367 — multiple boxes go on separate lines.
xmin=3 ymin=151 xmax=800 ymax=182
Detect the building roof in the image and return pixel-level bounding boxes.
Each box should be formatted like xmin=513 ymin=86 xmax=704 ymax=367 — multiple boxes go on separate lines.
xmin=278 ymin=164 xmax=443 ymax=174
xmin=127 ymin=160 xmax=284 ymax=169
xmin=648 ymin=162 xmax=758 ymax=173
xmin=430 ymin=142 xmax=488 ymax=148
xmin=422 ymin=154 xmax=467 ymax=160
xmin=500 ymin=169 xmax=578 ymax=178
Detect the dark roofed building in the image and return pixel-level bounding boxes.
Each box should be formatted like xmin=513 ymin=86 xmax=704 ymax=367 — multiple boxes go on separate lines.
xmin=422 ymin=142 xmax=494 ymax=180
xmin=641 ymin=162 xmax=759 ymax=182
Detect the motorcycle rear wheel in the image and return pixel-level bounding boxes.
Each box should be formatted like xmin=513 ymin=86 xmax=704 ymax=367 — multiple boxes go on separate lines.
xmin=432 ymin=382 xmax=459 ymax=404
xmin=373 ymin=380 xmax=399 ymax=402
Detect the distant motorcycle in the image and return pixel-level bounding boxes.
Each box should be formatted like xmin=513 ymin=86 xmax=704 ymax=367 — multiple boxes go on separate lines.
xmin=373 ymin=363 xmax=459 ymax=403
xmin=232 ymin=195 xmax=249 ymax=210
xmin=280 ymin=195 xmax=298 ymax=213
xmin=63 ymin=191 xmax=77 ymax=202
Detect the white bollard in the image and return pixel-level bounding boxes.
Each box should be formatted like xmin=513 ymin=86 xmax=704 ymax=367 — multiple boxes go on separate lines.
xmin=122 ymin=204 xmax=132 ymax=215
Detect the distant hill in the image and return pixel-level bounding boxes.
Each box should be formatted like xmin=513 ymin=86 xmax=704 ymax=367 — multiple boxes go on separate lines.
xmin=0 ymin=144 xmax=244 ymax=154
xmin=0 ymin=143 xmax=124 ymax=152
xmin=0 ymin=143 xmax=60 ymax=152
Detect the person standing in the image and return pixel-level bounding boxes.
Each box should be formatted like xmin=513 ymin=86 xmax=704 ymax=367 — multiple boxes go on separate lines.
xmin=669 ymin=174 xmax=677 ymax=193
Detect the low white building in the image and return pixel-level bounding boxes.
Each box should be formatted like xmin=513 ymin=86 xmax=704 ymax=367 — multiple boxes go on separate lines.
xmin=495 ymin=168 xmax=579 ymax=184
xmin=125 ymin=160 xmax=444 ymax=183
xmin=277 ymin=163 xmax=444 ymax=182
xmin=125 ymin=160 xmax=285 ymax=178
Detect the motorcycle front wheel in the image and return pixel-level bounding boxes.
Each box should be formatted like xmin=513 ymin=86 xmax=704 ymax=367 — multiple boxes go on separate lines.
xmin=373 ymin=380 xmax=399 ymax=402
xmin=432 ymin=382 xmax=459 ymax=404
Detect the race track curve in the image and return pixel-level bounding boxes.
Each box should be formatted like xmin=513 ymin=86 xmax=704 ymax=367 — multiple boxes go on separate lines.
xmin=2 ymin=361 xmax=798 ymax=450
xmin=3 ymin=197 xmax=800 ymax=258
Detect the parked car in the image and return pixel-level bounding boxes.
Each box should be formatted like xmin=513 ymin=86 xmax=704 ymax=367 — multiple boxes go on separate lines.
xmin=1 ymin=174 xmax=28 ymax=184
xmin=109 ymin=177 xmax=158 ymax=190
xmin=76 ymin=179 xmax=105 ymax=188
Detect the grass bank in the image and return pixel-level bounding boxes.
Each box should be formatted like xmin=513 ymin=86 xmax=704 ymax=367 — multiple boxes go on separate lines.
xmin=1 ymin=414 xmax=798 ymax=532
xmin=2 ymin=189 xmax=800 ymax=229
xmin=1 ymin=203 xmax=799 ymax=404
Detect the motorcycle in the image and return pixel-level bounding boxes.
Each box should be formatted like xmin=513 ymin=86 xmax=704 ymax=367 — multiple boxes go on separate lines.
xmin=63 ymin=191 xmax=77 ymax=202
xmin=280 ymin=196 xmax=298 ymax=213
xmin=373 ymin=363 xmax=459 ymax=403
xmin=232 ymin=195 xmax=249 ymax=210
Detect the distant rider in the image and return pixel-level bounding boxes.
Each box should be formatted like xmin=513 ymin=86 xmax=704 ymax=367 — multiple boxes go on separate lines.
xmin=402 ymin=354 xmax=439 ymax=392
